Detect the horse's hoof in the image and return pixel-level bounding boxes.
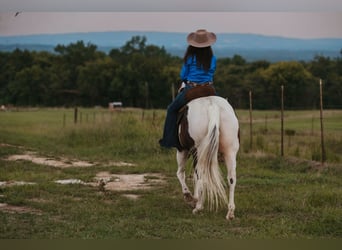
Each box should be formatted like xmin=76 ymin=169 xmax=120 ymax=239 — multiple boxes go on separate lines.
xmin=192 ymin=206 xmax=203 ymax=214
xmin=183 ymin=192 xmax=193 ymax=201
xmin=226 ymin=212 xmax=235 ymax=220
xmin=184 ymin=193 xmax=197 ymax=208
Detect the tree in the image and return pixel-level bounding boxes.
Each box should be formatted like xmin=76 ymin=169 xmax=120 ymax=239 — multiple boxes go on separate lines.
xmin=0 ymin=37 xmax=340 ymax=109
xmin=215 ymin=58 xmax=248 ymax=108
xmin=109 ymin=36 xmax=175 ymax=108
xmin=53 ymin=41 xmax=102 ymax=106
xmin=231 ymin=54 xmax=246 ymax=66
xmin=120 ymin=36 xmax=147 ymax=55
xmin=308 ymin=54 xmax=342 ymax=108
xmin=77 ymin=57 xmax=117 ymax=106
xmin=260 ymin=61 xmax=317 ymax=109
xmin=1 ymin=50 xmax=34 ymax=101
xmin=7 ymin=65 xmax=50 ymax=105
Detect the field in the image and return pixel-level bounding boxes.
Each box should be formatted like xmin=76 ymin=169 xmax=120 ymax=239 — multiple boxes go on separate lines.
xmin=0 ymin=107 xmax=341 ymax=239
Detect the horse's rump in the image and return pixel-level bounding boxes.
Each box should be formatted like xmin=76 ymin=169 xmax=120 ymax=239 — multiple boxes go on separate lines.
xmin=175 ymin=96 xmax=239 ymax=219
xmin=182 ymin=96 xmax=239 ymax=146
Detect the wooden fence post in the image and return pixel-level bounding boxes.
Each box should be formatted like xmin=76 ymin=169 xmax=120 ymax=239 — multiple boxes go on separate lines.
xmin=74 ymin=107 xmax=78 ymax=124
xmin=249 ymin=90 xmax=253 ymax=151
xmin=63 ymin=113 xmax=66 ymax=128
xmin=280 ymin=85 xmax=284 ymax=157
xmin=152 ymin=110 xmax=156 ymax=126
xmin=264 ymin=114 xmax=268 ymax=133
xmin=319 ymin=79 xmax=326 ymax=165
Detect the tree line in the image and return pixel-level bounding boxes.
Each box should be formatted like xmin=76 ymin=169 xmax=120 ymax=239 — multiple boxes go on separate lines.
xmin=0 ymin=36 xmax=341 ymax=109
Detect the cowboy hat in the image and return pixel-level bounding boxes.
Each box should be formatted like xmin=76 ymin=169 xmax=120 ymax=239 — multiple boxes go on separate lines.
xmin=187 ymin=29 xmax=217 ymax=48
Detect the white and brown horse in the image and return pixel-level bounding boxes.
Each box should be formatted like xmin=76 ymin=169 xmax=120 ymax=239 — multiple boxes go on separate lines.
xmin=177 ymin=96 xmax=239 ymax=220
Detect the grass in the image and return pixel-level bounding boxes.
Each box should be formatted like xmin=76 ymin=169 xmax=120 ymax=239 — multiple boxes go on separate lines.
xmin=0 ymin=107 xmax=341 ymax=239
xmin=237 ymin=109 xmax=342 ymax=162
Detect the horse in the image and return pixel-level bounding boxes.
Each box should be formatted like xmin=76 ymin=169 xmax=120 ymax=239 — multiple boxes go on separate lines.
xmin=176 ymin=95 xmax=239 ymax=220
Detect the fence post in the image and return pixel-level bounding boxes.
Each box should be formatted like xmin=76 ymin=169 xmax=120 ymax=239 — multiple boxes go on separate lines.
xmin=249 ymin=90 xmax=253 ymax=151
xmin=280 ymin=85 xmax=284 ymax=157
xmin=152 ymin=110 xmax=156 ymax=126
xmin=264 ymin=114 xmax=268 ymax=133
xmin=319 ymin=79 xmax=326 ymax=165
xmin=63 ymin=113 xmax=66 ymax=128
xmin=74 ymin=107 xmax=78 ymax=124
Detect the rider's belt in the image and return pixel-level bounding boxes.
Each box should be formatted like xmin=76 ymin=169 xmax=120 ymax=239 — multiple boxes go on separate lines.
xmin=186 ymin=82 xmax=213 ymax=87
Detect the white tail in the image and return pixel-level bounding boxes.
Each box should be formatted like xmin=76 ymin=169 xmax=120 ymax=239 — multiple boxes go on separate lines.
xmin=195 ymin=102 xmax=228 ymax=210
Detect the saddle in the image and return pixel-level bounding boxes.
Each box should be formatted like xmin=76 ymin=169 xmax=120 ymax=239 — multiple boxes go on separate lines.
xmin=177 ymin=84 xmax=216 ymax=151
xmin=184 ymin=83 xmax=216 ymax=103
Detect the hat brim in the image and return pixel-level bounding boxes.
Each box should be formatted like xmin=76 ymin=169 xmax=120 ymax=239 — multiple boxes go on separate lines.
xmin=187 ymin=32 xmax=217 ymax=48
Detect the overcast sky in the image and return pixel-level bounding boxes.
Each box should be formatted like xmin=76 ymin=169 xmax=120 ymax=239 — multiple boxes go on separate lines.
xmin=1 ymin=0 xmax=342 ymax=11
xmin=0 ymin=1 xmax=342 ymax=39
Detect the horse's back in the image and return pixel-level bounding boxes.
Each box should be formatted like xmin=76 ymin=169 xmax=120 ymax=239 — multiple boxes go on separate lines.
xmin=187 ymin=96 xmax=238 ymax=127
xmin=187 ymin=96 xmax=239 ymax=149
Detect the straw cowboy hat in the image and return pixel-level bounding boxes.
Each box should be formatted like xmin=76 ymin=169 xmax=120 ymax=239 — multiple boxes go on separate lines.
xmin=187 ymin=29 xmax=217 ymax=48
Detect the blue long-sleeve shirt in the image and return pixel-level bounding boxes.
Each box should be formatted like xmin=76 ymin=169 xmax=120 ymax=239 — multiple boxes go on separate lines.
xmin=180 ymin=55 xmax=216 ymax=83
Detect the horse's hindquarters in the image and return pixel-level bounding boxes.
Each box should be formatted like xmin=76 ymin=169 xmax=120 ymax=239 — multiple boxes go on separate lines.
xmin=181 ymin=96 xmax=239 ymax=219
xmin=187 ymin=96 xmax=239 ymax=151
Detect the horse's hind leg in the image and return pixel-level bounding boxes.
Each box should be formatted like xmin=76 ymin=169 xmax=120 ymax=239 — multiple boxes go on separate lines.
xmin=223 ymin=149 xmax=238 ymax=220
xmin=192 ymin=165 xmax=204 ymax=214
xmin=176 ymin=150 xmax=196 ymax=208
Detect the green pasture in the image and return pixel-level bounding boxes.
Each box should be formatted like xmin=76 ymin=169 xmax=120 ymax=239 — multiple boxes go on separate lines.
xmin=0 ymin=107 xmax=341 ymax=239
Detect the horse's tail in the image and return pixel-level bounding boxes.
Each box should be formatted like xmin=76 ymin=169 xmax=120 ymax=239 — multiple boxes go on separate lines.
xmin=196 ymin=102 xmax=228 ymax=210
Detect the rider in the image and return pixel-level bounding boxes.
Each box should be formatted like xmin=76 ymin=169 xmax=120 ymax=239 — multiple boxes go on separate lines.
xmin=159 ymin=29 xmax=217 ymax=150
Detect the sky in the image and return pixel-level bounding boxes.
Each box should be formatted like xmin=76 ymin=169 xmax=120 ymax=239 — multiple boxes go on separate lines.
xmin=0 ymin=1 xmax=342 ymax=39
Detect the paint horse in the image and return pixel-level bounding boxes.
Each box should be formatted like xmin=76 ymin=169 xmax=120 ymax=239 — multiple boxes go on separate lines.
xmin=176 ymin=95 xmax=239 ymax=220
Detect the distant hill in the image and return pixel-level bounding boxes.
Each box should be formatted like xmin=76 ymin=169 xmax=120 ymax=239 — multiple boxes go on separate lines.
xmin=0 ymin=31 xmax=341 ymax=62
